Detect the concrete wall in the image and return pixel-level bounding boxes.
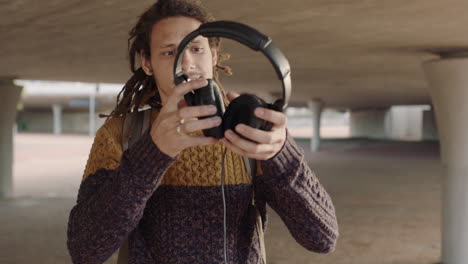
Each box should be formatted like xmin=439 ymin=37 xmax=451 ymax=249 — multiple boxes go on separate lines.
xmin=349 ymin=108 xmax=390 ymax=139
xmin=386 ymin=106 xmax=424 ymax=141
xmin=17 ymin=110 xmax=109 ymax=135
xmin=350 ymin=106 xmax=437 ymax=141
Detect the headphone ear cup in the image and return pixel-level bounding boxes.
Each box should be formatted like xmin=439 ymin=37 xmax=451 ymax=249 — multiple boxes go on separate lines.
xmin=175 ymin=72 xmax=189 ymax=85
xmin=184 ymin=79 xmax=225 ymax=139
xmin=223 ymin=94 xmax=272 ymax=141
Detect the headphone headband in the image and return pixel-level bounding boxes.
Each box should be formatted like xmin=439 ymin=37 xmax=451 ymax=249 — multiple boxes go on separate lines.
xmin=173 ymin=21 xmax=291 ymax=110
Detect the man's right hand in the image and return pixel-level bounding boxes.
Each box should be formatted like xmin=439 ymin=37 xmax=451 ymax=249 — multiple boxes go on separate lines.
xmin=150 ymin=79 xmax=221 ymax=158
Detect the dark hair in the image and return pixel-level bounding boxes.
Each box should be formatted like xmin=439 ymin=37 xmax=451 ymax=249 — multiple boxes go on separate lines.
xmin=102 ymin=0 xmax=231 ymax=119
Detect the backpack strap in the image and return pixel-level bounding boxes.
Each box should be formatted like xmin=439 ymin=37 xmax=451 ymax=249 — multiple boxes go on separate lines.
xmin=122 ymin=109 xmax=152 ymax=151
xmin=117 ymin=108 xmax=152 ymax=264
xmin=242 ymin=156 xmax=267 ymax=264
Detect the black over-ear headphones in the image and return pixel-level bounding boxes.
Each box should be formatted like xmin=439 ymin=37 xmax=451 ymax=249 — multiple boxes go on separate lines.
xmin=173 ymin=21 xmax=291 ymax=139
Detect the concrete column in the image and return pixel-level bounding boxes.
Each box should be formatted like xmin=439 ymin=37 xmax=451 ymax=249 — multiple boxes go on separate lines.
xmin=423 ymin=57 xmax=468 ymax=264
xmin=89 ymin=84 xmax=98 ymax=137
xmin=422 ymin=108 xmax=438 ymax=141
xmin=307 ymin=99 xmax=324 ymax=152
xmin=0 ymin=78 xmax=22 ymax=199
xmin=52 ymin=104 xmax=62 ymax=135
xmin=349 ymin=107 xmax=390 ymax=139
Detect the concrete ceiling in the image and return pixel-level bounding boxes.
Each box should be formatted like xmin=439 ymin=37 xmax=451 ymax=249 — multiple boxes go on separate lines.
xmin=1 ymin=0 xmax=467 ymax=109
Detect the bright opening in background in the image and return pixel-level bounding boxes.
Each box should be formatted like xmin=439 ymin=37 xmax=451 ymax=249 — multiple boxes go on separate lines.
xmin=286 ymin=107 xmax=350 ymax=139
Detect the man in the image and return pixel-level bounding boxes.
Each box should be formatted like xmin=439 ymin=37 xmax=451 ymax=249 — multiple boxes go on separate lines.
xmin=67 ymin=1 xmax=339 ymax=263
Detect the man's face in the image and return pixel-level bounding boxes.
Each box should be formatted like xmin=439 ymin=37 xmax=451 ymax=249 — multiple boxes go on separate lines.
xmin=141 ymin=16 xmax=217 ymax=105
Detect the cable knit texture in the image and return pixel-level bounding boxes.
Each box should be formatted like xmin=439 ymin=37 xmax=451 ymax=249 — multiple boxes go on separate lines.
xmin=67 ymin=110 xmax=339 ymax=264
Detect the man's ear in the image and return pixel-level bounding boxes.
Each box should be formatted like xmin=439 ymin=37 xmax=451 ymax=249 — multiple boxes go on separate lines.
xmin=140 ymin=52 xmax=153 ymax=76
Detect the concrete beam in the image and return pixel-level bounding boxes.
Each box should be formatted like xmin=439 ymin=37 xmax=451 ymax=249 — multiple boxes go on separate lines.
xmin=423 ymin=57 xmax=468 ymax=264
xmin=0 ymin=78 xmax=22 ymax=199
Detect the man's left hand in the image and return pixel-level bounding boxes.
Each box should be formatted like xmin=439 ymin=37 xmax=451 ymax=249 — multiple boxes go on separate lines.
xmin=221 ymin=92 xmax=287 ymax=160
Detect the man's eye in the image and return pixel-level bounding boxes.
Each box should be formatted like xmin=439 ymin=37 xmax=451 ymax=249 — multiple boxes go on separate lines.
xmin=162 ymin=50 xmax=174 ymax=56
xmin=191 ymin=47 xmax=204 ymax=53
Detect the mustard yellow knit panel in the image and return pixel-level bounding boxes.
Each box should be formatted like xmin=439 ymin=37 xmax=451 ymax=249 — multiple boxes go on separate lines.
xmin=82 ymin=116 xmax=124 ymax=181
xmin=154 ymin=109 xmax=250 ymax=186
xmin=81 ymin=109 xmax=251 ymax=186
xmin=161 ymin=141 xmax=251 ymax=186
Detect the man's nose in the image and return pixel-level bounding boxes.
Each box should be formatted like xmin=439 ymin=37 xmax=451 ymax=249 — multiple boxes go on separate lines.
xmin=181 ymin=51 xmax=195 ymax=72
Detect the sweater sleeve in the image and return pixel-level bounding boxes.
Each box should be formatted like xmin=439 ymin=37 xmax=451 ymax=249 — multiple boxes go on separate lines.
xmin=67 ymin=125 xmax=176 ymax=264
xmin=256 ymin=131 xmax=339 ymax=253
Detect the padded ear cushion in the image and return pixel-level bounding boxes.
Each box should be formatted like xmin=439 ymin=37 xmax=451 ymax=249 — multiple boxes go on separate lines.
xmin=184 ymin=79 xmax=225 ymax=139
xmin=223 ymin=94 xmax=272 ymax=140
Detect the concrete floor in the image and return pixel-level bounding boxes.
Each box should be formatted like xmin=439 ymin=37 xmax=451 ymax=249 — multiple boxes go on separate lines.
xmin=0 ymin=134 xmax=442 ymax=264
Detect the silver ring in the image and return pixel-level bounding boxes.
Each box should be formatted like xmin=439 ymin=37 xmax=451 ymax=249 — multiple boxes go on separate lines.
xmin=176 ymin=119 xmax=184 ymax=135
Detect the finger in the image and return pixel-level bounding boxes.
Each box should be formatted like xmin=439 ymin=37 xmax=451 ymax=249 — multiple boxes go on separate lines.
xmin=174 ymin=79 xmax=208 ymax=97
xmin=221 ymin=138 xmax=273 ymax=160
xmin=178 ymin=99 xmax=188 ymax=109
xmin=163 ymin=79 xmax=208 ymax=112
xmin=181 ymin=116 xmax=222 ymax=134
xmin=226 ymin=91 xmax=240 ymax=102
xmin=234 ymin=124 xmax=282 ymax=144
xmin=224 ymin=130 xmax=275 ymax=154
xmin=163 ymin=111 xmax=185 ymax=126
xmin=254 ymin=107 xmax=287 ymax=128
xmin=221 ymin=138 xmax=247 ymax=156
xmin=178 ymin=104 xmax=217 ymax=120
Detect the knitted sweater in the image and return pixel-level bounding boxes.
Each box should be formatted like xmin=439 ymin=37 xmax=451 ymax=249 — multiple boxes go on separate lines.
xmin=67 ymin=109 xmax=339 ymax=264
